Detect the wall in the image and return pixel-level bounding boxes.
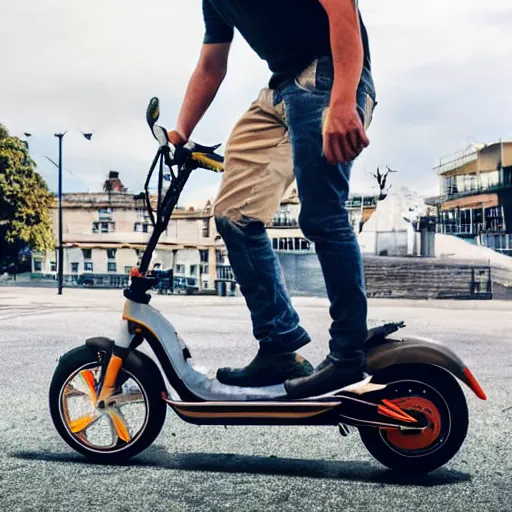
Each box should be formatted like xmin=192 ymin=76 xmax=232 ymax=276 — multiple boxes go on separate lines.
xmin=277 ymin=252 xmax=493 ymax=300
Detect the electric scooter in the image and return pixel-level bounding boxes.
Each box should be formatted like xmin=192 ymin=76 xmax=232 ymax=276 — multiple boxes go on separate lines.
xmin=49 ymin=98 xmax=487 ymax=474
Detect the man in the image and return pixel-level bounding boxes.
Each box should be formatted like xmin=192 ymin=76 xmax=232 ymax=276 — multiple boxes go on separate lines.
xmin=168 ymin=0 xmax=377 ymax=398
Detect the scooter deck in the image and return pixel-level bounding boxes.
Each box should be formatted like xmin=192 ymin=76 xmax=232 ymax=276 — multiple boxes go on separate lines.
xmin=161 ymin=380 xmax=428 ymax=430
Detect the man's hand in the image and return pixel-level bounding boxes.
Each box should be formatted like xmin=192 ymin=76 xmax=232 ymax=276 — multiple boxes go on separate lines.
xmin=168 ymin=130 xmax=187 ymax=147
xmin=322 ymin=102 xmax=369 ymax=165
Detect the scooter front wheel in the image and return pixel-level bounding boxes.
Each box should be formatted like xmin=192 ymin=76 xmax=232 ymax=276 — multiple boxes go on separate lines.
xmin=359 ymin=364 xmax=469 ymax=474
xmin=49 ymin=345 xmax=167 ymax=463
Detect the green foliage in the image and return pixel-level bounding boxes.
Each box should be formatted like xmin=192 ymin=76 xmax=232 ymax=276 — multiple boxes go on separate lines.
xmin=0 ymin=124 xmax=55 ymax=269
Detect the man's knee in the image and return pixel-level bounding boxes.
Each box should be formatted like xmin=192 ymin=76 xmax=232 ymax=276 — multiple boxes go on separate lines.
xmin=298 ymin=205 xmax=351 ymax=242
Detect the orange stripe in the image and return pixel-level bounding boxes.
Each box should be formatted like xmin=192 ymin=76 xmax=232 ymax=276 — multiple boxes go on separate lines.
xmin=174 ymin=407 xmax=332 ymax=420
xmin=381 ymin=399 xmax=418 ymax=423
xmin=107 ymin=410 xmax=131 ymax=442
xmin=378 ymin=405 xmax=417 ymax=424
xmin=97 ymin=355 xmax=123 ymax=403
xmin=463 ymin=367 xmax=487 ymax=400
xmin=122 ymin=309 xmax=160 ymax=341
xmin=81 ymin=370 xmax=97 ymax=401
xmin=69 ymin=414 xmax=97 ymax=433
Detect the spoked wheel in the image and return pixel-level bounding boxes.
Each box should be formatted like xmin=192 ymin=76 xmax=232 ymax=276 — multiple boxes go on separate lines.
xmin=359 ymin=365 xmax=469 ymax=474
xmin=49 ymin=345 xmax=167 ymax=463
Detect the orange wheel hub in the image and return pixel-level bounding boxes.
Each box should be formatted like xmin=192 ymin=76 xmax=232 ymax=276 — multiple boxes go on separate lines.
xmin=385 ymin=397 xmax=442 ymax=451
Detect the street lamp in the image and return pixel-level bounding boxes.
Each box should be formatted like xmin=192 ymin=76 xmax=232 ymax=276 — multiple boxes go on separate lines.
xmin=25 ymin=131 xmax=93 ymax=295
xmin=53 ymin=131 xmax=93 ymax=295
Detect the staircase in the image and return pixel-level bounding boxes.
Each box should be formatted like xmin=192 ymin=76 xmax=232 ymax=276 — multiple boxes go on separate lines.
xmin=363 ymin=256 xmax=491 ymax=299
xmin=277 ymin=253 xmax=493 ymax=300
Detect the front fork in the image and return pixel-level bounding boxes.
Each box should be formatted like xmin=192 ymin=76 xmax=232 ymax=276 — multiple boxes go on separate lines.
xmin=96 ymin=320 xmax=137 ymax=405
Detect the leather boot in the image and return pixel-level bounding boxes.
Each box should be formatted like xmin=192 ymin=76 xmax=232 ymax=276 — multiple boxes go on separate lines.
xmin=216 ymin=348 xmax=314 ymax=387
xmin=285 ymin=359 xmax=367 ymax=398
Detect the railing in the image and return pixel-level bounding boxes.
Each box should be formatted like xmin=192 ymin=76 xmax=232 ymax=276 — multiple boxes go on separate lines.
xmin=271 ymin=218 xmax=299 ymax=227
xmin=441 ymin=175 xmax=512 ymax=199
xmin=217 ymin=265 xmax=235 ymax=281
xmin=346 ymin=198 xmax=378 ymax=208
xmin=479 ymin=233 xmax=512 ymax=253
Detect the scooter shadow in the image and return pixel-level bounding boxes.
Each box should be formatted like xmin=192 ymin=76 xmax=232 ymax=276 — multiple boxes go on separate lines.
xmin=13 ymin=447 xmax=470 ymax=487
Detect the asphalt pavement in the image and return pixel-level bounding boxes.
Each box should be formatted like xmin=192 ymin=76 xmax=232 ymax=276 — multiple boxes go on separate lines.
xmin=0 ymin=288 xmax=510 ymax=512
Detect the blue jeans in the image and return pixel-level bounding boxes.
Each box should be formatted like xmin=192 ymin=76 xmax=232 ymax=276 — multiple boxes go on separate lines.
xmin=214 ymin=57 xmax=377 ymax=373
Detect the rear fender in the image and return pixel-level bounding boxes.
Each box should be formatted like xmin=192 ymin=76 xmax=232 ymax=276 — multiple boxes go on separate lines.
xmin=367 ymin=335 xmax=487 ymax=400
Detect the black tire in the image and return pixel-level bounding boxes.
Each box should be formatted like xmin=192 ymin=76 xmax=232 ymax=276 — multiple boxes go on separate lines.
xmin=359 ymin=364 xmax=469 ymax=474
xmin=49 ymin=345 xmax=167 ymax=463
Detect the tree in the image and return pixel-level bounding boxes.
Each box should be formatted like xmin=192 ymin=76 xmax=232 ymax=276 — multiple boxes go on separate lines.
xmin=369 ymin=166 xmax=398 ymax=200
xmin=0 ymin=124 xmax=55 ymax=273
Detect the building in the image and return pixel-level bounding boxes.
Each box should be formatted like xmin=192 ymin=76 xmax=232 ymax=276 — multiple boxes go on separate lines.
xmin=425 ymin=140 xmax=512 ymax=255
xmin=32 ymin=172 xmax=223 ymax=291
xmin=32 ymin=173 xmax=379 ymax=291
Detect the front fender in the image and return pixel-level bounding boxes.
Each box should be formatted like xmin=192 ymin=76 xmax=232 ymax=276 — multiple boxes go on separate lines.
xmin=367 ymin=335 xmax=487 ymax=400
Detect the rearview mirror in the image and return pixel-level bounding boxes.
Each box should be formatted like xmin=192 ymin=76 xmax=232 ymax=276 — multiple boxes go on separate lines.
xmin=146 ymin=97 xmax=160 ymax=129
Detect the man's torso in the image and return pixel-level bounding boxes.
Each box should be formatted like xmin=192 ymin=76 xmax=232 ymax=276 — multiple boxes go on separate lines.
xmin=204 ymin=0 xmax=371 ymax=88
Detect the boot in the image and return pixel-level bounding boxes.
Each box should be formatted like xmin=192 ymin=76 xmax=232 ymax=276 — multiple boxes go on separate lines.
xmin=216 ymin=348 xmax=314 ymax=387
xmin=285 ymin=358 xmax=367 ymax=398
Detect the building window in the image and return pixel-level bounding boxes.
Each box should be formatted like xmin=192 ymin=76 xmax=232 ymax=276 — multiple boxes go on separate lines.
xmin=34 ymin=259 xmax=42 ymax=272
xmin=71 ymin=263 xmax=79 ymax=273
xmin=190 ymin=265 xmax=198 ymax=276
xmin=216 ymin=250 xmax=226 ymax=264
xmin=98 ymin=208 xmax=113 ymax=220
xmin=202 ymin=281 xmax=209 ymax=289
xmin=50 ymin=261 xmax=57 ymax=272
xmin=107 ymin=262 xmax=117 ymax=273
xmin=200 ymin=264 xmax=209 ymax=275
xmin=134 ymin=222 xmax=152 ymax=233
xmin=202 ymin=219 xmax=210 ymax=238
xmin=107 ymin=249 xmax=116 ymax=259
xmin=176 ymin=264 xmax=185 ymax=274
xmin=480 ymin=171 xmax=500 ymax=190
xmin=82 ymin=249 xmax=92 ymax=259
xmin=124 ymin=266 xmax=132 ymax=275
xmin=84 ymin=262 xmax=93 ymax=272
xmin=199 ymin=249 xmax=209 ymax=263
xmin=93 ymin=222 xmax=115 ymax=233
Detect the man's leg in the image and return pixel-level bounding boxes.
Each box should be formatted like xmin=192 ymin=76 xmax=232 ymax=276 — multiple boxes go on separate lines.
xmin=277 ymin=59 xmax=376 ymax=397
xmin=214 ymin=89 xmax=312 ymax=387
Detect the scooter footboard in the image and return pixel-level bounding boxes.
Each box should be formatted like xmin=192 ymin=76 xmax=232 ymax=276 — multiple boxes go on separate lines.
xmin=366 ymin=335 xmax=487 ymax=400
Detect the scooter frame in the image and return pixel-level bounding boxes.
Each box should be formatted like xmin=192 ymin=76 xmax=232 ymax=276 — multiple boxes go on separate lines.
xmin=85 ymin=97 xmax=486 ymax=435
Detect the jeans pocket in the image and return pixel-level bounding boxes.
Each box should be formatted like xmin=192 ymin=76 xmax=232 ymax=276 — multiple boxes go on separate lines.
xmin=357 ymin=86 xmax=377 ymax=132
xmin=294 ymin=57 xmax=334 ymax=93
xmin=294 ymin=59 xmax=318 ymax=92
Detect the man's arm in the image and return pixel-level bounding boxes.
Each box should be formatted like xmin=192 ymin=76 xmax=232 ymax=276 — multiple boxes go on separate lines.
xmin=170 ymin=43 xmax=231 ymax=145
xmin=318 ymin=0 xmax=369 ymax=164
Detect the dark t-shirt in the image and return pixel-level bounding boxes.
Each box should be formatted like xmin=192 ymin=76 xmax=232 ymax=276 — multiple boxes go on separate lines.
xmin=203 ymin=0 xmax=371 ymax=88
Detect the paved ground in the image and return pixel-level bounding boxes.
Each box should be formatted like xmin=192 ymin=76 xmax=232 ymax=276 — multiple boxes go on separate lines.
xmin=0 ymin=288 xmax=510 ymax=512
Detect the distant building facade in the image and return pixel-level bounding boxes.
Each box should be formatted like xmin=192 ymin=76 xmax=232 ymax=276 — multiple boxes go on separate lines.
xmin=425 ymin=140 xmax=512 ymax=255
xmin=32 ymin=173 xmax=378 ymax=291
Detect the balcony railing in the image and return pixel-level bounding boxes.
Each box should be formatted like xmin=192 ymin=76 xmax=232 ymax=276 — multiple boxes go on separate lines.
xmin=217 ymin=265 xmax=235 ymax=281
xmin=271 ymin=218 xmax=299 ymax=228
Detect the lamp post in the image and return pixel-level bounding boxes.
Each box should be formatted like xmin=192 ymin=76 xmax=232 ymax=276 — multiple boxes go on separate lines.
xmin=22 ymin=130 xmax=93 ymax=294
xmin=54 ymin=132 xmax=66 ymax=295
xmin=53 ymin=131 xmax=93 ymax=295
xmin=29 ymin=131 xmax=93 ymax=294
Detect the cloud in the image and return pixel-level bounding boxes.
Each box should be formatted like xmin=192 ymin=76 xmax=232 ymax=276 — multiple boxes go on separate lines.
xmin=1 ymin=0 xmax=511 ymax=206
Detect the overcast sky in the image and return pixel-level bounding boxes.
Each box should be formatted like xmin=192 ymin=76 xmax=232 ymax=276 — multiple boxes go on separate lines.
xmin=1 ymin=0 xmax=511 ymax=206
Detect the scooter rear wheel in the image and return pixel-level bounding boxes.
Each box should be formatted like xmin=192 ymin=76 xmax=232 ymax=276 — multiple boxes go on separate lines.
xmin=49 ymin=345 xmax=167 ymax=463
xmin=359 ymin=364 xmax=468 ymax=474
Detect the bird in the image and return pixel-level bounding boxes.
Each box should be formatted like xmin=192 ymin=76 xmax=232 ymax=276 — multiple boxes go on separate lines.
xmin=80 ymin=131 xmax=93 ymax=140
xmin=24 ymin=133 xmax=32 ymax=138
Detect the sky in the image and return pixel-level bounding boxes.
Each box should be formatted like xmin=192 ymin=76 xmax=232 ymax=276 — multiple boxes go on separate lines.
xmin=1 ymin=0 xmax=511 ymax=207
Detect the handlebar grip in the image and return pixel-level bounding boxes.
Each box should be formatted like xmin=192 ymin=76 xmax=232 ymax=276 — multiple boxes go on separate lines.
xmin=191 ymin=152 xmax=224 ymax=173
